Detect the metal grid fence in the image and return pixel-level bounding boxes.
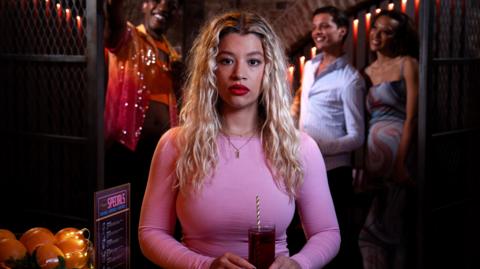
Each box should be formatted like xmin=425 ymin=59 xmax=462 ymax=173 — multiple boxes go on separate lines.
xmin=421 ymin=1 xmax=480 ymax=268
xmin=0 ymin=0 xmax=99 ymax=231
xmin=0 ymin=0 xmax=86 ymax=55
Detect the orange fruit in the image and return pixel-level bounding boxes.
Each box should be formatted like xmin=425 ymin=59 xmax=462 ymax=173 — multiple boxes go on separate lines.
xmin=0 ymin=230 xmax=15 ymax=241
xmin=56 ymin=237 xmax=88 ymax=269
xmin=55 ymin=227 xmax=86 ymax=243
xmin=20 ymin=227 xmax=54 ymax=245
xmin=0 ymin=238 xmax=27 ymax=263
xmin=35 ymin=243 xmax=64 ymax=269
xmin=20 ymin=228 xmax=55 ymax=254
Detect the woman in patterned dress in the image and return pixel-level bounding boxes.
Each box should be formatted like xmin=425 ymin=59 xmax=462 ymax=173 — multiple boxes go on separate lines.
xmin=359 ymin=10 xmax=419 ymax=269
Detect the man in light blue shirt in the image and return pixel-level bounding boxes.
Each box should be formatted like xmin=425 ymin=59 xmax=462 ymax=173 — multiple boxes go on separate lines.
xmin=300 ymin=55 xmax=365 ymax=171
xmin=298 ymin=6 xmax=365 ymax=269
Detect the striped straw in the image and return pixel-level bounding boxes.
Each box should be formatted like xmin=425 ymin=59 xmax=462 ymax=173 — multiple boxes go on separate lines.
xmin=256 ymin=195 xmax=261 ymax=229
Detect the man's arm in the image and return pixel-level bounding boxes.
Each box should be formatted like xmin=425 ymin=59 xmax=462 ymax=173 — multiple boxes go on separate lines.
xmin=319 ymin=75 xmax=365 ymax=156
xmin=104 ymin=0 xmax=127 ymax=48
xmin=341 ymin=75 xmax=366 ymax=152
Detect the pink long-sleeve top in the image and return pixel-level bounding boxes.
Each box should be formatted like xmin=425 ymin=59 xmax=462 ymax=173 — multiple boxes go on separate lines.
xmin=139 ymin=128 xmax=340 ymax=269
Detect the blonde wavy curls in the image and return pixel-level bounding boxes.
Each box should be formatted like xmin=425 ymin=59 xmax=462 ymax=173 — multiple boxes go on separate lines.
xmin=175 ymin=11 xmax=303 ymax=199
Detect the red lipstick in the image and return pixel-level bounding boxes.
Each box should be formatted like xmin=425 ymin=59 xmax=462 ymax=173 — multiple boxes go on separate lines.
xmin=228 ymin=84 xmax=250 ymax=96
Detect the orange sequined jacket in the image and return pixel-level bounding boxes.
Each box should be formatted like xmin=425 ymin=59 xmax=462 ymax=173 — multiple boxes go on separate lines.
xmin=104 ymin=23 xmax=180 ymax=151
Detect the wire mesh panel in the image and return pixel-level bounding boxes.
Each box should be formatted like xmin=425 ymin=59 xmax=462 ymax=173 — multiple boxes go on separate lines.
xmin=0 ymin=0 xmax=86 ymax=55
xmin=0 ymin=0 xmax=101 ymax=232
xmin=430 ymin=0 xmax=480 ymax=209
xmin=430 ymin=0 xmax=480 ymax=133
xmin=1 ymin=61 xmax=88 ymax=136
xmin=420 ymin=0 xmax=480 ymax=268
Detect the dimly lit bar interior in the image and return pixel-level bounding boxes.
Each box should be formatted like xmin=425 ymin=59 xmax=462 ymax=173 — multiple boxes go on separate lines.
xmin=1 ymin=0 xmax=479 ymax=268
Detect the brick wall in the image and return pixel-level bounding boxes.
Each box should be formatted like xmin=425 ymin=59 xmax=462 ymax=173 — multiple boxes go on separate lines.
xmin=120 ymin=0 xmax=370 ymax=55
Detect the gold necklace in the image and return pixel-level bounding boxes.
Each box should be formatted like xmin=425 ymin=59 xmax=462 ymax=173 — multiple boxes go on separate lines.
xmin=224 ymin=133 xmax=257 ymax=158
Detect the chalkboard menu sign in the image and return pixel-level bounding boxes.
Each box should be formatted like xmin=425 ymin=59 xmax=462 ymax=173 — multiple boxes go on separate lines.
xmin=94 ymin=183 xmax=131 ymax=269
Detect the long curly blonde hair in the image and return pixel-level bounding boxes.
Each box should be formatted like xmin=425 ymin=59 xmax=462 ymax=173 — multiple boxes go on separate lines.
xmin=176 ymin=11 xmax=303 ymax=199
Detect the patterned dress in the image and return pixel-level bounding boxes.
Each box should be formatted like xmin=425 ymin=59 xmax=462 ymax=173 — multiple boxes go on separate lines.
xmin=360 ymin=73 xmax=415 ymax=269
xmin=364 ymin=79 xmax=406 ymax=182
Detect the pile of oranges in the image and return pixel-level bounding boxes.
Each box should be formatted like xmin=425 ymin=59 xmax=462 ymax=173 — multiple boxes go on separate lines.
xmin=0 ymin=227 xmax=92 ymax=269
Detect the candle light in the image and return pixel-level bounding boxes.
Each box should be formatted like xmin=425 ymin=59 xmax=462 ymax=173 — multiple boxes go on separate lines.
xmin=56 ymin=3 xmax=62 ymax=18
xmin=353 ymin=18 xmax=359 ymax=40
xmin=401 ymin=0 xmax=408 ymax=13
xmin=299 ymin=56 xmax=305 ymax=79
xmin=76 ymin=16 xmax=82 ymax=28
xmin=353 ymin=18 xmax=359 ymax=66
xmin=414 ymin=0 xmax=420 ymax=24
xmin=76 ymin=16 xmax=83 ymax=36
xmin=55 ymin=3 xmax=62 ymax=29
xmin=33 ymin=0 xmax=38 ymax=17
xmin=45 ymin=0 xmax=50 ymax=17
xmin=288 ymin=65 xmax=295 ymax=91
xmin=365 ymin=12 xmax=371 ymax=35
xmin=375 ymin=8 xmax=382 ymax=14
xmin=310 ymin=47 xmax=317 ymax=59
xmin=65 ymin=8 xmax=72 ymax=32
xmin=388 ymin=3 xmax=394 ymax=11
xmin=65 ymin=8 xmax=71 ymax=22
xmin=365 ymin=12 xmax=371 ymax=62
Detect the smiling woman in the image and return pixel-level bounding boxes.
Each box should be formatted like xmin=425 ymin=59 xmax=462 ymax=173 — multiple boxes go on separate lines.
xmin=139 ymin=11 xmax=340 ymax=269
xmin=359 ymin=9 xmax=419 ymax=269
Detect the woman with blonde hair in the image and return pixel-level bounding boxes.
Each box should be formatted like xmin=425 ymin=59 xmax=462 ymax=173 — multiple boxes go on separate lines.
xmin=139 ymin=11 xmax=340 ymax=268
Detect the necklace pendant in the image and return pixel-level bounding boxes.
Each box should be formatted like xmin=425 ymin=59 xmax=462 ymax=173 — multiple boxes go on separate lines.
xmin=235 ymin=150 xmax=240 ymax=158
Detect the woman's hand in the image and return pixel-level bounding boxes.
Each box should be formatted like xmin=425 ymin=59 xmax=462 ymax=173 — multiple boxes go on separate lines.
xmin=269 ymin=256 xmax=301 ymax=269
xmin=392 ymin=159 xmax=414 ymax=186
xmin=209 ymin=252 xmax=255 ymax=269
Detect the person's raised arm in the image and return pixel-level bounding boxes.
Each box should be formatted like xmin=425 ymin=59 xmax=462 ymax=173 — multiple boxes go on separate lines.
xmin=104 ymin=0 xmax=127 ymax=49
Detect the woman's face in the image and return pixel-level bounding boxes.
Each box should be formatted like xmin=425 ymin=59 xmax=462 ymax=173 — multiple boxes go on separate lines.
xmin=369 ymin=15 xmax=399 ymax=53
xmin=215 ymin=33 xmax=265 ymax=114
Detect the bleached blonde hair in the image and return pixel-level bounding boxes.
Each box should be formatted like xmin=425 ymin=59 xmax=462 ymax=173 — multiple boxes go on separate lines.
xmin=176 ymin=11 xmax=303 ymax=199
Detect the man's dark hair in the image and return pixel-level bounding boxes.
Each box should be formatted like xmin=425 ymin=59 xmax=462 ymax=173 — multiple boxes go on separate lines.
xmin=312 ymin=6 xmax=349 ymax=43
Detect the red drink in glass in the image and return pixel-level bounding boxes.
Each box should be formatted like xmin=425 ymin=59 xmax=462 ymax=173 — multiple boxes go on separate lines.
xmin=248 ymin=225 xmax=275 ymax=269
